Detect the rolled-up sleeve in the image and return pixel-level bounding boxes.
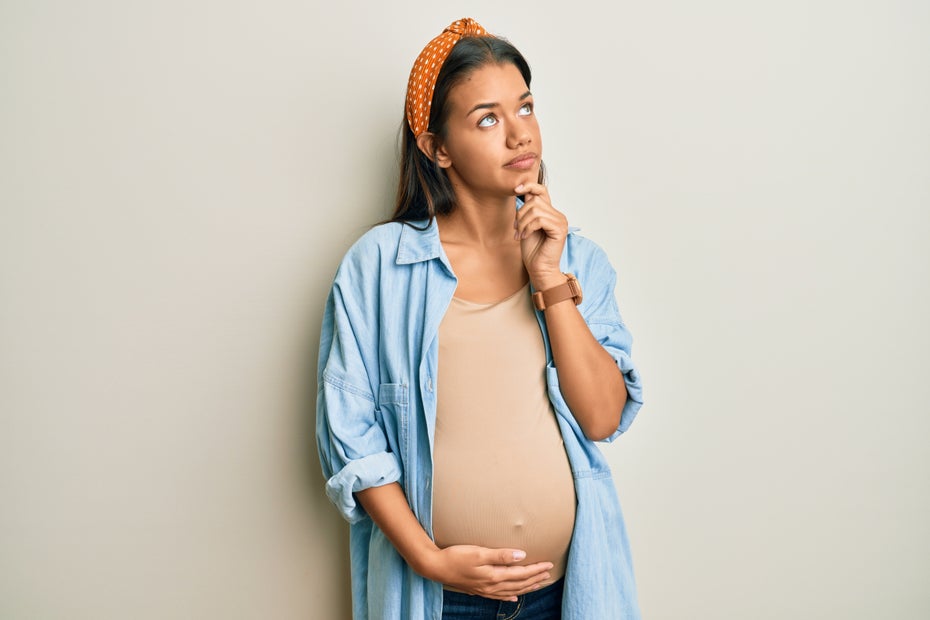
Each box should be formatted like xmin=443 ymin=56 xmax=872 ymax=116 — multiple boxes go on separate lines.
xmin=316 ymin=277 xmax=401 ymax=524
xmin=588 ymin=321 xmax=644 ymax=442
xmin=577 ymin=241 xmax=644 ymax=443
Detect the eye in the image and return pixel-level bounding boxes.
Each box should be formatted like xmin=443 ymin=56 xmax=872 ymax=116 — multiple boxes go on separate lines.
xmin=478 ymin=114 xmax=498 ymax=128
xmin=518 ymin=102 xmax=533 ymax=116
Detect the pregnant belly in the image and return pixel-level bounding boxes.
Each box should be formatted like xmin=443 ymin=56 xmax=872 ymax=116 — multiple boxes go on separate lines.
xmin=431 ymin=437 xmax=577 ymax=585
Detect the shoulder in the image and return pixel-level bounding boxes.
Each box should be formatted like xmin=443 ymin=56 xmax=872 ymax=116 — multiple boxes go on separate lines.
xmin=563 ymin=229 xmax=616 ymax=281
xmin=333 ymin=221 xmax=409 ymax=280
xmin=332 ymin=220 xmax=437 ymax=295
xmin=341 ymin=222 xmax=406 ymax=264
xmin=563 ymin=229 xmax=628 ymax=325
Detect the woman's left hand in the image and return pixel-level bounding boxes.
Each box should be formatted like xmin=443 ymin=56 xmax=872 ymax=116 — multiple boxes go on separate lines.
xmin=514 ymin=182 xmax=568 ymax=289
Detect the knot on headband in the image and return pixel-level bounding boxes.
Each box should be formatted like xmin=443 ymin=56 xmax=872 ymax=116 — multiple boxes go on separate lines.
xmin=405 ymin=18 xmax=488 ymax=138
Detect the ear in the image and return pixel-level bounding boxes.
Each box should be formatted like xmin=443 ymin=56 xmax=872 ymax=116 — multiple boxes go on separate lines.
xmin=415 ymin=132 xmax=452 ymax=169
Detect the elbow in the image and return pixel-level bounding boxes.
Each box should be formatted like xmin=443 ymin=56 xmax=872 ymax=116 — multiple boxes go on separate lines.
xmin=579 ymin=387 xmax=627 ymax=441
xmin=581 ymin=411 xmax=622 ymax=441
xmin=583 ymin=428 xmax=614 ymax=442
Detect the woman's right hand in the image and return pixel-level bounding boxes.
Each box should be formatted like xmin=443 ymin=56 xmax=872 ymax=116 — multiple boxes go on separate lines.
xmin=355 ymin=485 xmax=552 ymax=602
xmin=422 ymin=544 xmax=553 ymax=602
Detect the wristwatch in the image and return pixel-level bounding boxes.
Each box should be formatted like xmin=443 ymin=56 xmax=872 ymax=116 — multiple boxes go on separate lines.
xmin=532 ymin=273 xmax=583 ymax=310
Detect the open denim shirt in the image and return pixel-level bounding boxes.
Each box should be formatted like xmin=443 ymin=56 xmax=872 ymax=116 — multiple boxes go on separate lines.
xmin=317 ymin=218 xmax=644 ymax=619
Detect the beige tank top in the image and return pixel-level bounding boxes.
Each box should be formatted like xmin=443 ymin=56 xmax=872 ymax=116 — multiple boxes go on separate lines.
xmin=432 ymin=284 xmax=576 ymax=586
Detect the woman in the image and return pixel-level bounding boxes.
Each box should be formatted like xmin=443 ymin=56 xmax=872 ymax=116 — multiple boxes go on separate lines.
xmin=317 ymin=18 xmax=644 ymax=619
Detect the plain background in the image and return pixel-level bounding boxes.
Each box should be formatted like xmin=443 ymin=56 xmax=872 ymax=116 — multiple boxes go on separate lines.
xmin=2 ymin=1 xmax=928 ymax=618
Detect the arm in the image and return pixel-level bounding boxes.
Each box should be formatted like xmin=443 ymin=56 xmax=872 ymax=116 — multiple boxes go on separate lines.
xmin=532 ymin=273 xmax=627 ymax=440
xmin=515 ymin=182 xmax=634 ymax=441
xmin=355 ymin=483 xmax=553 ymax=602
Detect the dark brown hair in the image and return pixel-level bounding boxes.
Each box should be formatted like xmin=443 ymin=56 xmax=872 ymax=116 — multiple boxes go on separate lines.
xmin=389 ymin=36 xmax=546 ymax=225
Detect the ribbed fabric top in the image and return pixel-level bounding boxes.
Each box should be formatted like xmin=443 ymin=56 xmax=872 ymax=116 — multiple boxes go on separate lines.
xmin=432 ymin=284 xmax=576 ymax=589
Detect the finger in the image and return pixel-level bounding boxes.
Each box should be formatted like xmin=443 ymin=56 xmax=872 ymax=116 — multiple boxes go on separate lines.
xmin=493 ymin=567 xmax=553 ymax=589
xmin=486 ymin=593 xmax=521 ymax=603
xmin=516 ymin=212 xmax=563 ymax=241
xmin=514 ymin=202 xmax=557 ymax=232
xmin=515 ymin=182 xmax=548 ymax=197
xmin=488 ymin=561 xmax=555 ymax=581
xmin=517 ymin=216 xmax=543 ymax=240
xmin=484 ymin=548 xmax=528 ymax=565
xmin=479 ymin=570 xmax=553 ymax=601
xmin=514 ymin=180 xmax=554 ymax=209
xmin=515 ymin=192 xmax=556 ymax=219
xmin=503 ymin=571 xmax=554 ymax=596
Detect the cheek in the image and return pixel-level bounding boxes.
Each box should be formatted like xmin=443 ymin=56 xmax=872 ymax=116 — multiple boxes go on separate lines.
xmin=449 ymin=136 xmax=493 ymax=169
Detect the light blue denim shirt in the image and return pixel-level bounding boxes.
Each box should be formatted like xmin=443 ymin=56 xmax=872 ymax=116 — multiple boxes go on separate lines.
xmin=317 ymin=218 xmax=644 ymax=619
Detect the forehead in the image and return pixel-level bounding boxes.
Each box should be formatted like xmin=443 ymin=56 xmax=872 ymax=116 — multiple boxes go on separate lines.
xmin=447 ymin=63 xmax=529 ymax=108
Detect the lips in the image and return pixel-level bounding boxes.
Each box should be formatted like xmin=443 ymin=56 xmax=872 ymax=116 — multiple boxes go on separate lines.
xmin=504 ymin=152 xmax=538 ymax=170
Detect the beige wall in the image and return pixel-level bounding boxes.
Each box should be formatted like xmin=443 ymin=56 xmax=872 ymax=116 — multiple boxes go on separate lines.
xmin=2 ymin=1 xmax=928 ymax=618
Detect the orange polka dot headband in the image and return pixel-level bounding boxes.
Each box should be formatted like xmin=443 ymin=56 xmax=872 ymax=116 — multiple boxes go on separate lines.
xmin=405 ymin=18 xmax=488 ymax=137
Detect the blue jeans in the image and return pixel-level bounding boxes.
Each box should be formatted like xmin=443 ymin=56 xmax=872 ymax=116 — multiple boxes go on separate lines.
xmin=441 ymin=578 xmax=564 ymax=619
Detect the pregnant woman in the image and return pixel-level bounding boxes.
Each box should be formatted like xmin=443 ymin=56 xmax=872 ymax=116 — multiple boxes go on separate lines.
xmin=316 ymin=18 xmax=644 ymax=619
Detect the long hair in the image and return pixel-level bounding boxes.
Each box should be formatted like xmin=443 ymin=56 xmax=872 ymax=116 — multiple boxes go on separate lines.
xmin=389 ymin=36 xmax=546 ymax=225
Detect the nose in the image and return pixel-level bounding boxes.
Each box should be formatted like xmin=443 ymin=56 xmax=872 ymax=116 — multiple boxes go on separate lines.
xmin=506 ymin=121 xmax=531 ymax=150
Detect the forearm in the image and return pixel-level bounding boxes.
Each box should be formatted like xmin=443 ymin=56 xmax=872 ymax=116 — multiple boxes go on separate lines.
xmin=355 ymin=482 xmax=440 ymax=577
xmin=514 ymin=182 xmax=628 ymax=439
xmin=536 ymin=276 xmax=627 ymax=440
xmin=356 ymin=483 xmax=554 ymax=600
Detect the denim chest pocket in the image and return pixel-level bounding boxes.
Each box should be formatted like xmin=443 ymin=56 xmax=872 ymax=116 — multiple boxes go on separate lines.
xmin=377 ymin=382 xmax=409 ymax=459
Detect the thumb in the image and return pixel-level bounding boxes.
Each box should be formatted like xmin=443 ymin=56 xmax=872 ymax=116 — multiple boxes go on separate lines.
xmin=494 ymin=549 xmax=527 ymax=564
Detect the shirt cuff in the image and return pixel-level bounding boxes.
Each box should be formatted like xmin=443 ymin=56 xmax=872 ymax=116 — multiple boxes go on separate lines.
xmin=325 ymin=451 xmax=403 ymax=523
xmin=599 ymin=346 xmax=644 ymax=443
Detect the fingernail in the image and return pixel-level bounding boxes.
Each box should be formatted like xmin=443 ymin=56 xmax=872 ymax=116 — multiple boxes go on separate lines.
xmin=513 ymin=550 xmax=526 ymax=561
xmin=515 ymin=184 xmax=524 ymax=192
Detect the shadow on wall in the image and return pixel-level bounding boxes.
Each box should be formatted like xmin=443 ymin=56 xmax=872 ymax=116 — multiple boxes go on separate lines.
xmin=294 ymin=110 xmax=408 ymax=619
xmin=299 ymin=318 xmax=352 ymax=619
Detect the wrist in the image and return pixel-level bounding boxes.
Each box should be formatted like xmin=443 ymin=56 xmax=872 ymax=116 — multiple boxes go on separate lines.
xmin=532 ymin=272 xmax=583 ymax=311
xmin=530 ymin=271 xmax=567 ymax=291
xmin=408 ymin=542 xmax=444 ymax=581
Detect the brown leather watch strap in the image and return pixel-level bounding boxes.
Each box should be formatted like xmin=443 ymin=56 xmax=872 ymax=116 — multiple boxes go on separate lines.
xmin=532 ymin=273 xmax=583 ymax=310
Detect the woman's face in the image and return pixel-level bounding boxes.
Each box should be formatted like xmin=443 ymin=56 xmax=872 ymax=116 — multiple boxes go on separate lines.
xmin=435 ymin=62 xmax=542 ymax=201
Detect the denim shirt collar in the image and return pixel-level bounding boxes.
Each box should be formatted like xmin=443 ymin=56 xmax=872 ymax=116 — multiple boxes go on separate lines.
xmin=395 ymin=219 xmax=442 ymax=265
xmin=395 ymin=197 xmax=528 ymax=267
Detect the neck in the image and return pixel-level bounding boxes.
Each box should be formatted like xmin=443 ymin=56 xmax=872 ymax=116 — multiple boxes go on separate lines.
xmin=438 ymin=186 xmax=517 ymax=247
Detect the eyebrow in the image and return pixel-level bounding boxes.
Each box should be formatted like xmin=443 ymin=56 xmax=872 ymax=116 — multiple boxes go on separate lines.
xmin=466 ymin=91 xmax=532 ymax=117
